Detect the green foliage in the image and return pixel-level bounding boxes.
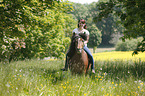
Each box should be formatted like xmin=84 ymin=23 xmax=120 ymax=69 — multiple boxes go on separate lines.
xmin=95 ymin=0 xmax=145 ymax=53
xmin=87 ymin=24 xmax=102 ymax=52
xmin=69 ymin=3 xmax=89 ymax=20
xmin=115 ymin=37 xmax=143 ymax=51
xmin=0 ymin=0 xmax=76 ymax=62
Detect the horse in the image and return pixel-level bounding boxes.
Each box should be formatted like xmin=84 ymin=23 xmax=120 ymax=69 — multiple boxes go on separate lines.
xmin=68 ymin=32 xmax=90 ymax=75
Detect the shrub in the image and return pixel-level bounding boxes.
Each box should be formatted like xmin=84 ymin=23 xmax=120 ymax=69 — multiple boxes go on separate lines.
xmin=115 ymin=37 xmax=143 ymax=51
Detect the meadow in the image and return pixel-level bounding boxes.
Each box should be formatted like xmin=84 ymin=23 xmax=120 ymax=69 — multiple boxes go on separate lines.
xmin=0 ymin=51 xmax=145 ymax=96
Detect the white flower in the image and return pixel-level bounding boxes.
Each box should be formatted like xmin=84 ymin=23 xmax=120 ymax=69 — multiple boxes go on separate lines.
xmin=6 ymin=83 xmax=10 ymax=87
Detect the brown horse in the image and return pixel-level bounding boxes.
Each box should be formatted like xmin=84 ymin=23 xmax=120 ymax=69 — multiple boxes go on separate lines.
xmin=68 ymin=33 xmax=90 ymax=75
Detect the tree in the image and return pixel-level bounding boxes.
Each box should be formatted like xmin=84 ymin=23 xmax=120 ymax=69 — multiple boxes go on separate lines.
xmin=0 ymin=0 xmax=76 ymax=62
xmin=87 ymin=18 xmax=102 ymax=53
xmin=69 ymin=3 xmax=89 ymax=20
xmin=88 ymin=24 xmax=102 ymax=53
xmin=94 ymin=0 xmax=145 ymax=54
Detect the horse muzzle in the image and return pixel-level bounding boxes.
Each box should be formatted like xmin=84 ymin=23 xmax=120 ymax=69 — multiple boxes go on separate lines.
xmin=77 ymin=48 xmax=83 ymax=53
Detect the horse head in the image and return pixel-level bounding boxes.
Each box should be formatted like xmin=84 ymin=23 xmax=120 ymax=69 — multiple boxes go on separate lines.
xmin=72 ymin=33 xmax=85 ymax=53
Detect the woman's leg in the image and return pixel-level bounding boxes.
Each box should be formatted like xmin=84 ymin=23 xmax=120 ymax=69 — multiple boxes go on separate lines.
xmin=83 ymin=46 xmax=95 ymax=71
xmin=62 ymin=52 xmax=69 ymax=71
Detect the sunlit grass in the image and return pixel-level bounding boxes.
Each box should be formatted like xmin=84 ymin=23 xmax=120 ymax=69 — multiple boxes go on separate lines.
xmin=93 ymin=51 xmax=145 ymax=61
xmin=0 ymin=51 xmax=145 ymax=96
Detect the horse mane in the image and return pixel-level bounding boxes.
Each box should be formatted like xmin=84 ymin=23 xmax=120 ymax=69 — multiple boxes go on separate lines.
xmin=79 ymin=32 xmax=87 ymax=40
xmin=69 ymin=33 xmax=79 ymax=50
xmin=68 ymin=33 xmax=80 ymax=57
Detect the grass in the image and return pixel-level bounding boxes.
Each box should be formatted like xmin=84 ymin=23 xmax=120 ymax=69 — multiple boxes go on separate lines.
xmin=0 ymin=51 xmax=145 ymax=96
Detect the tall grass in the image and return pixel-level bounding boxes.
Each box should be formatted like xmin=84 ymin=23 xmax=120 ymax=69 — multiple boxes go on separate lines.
xmin=0 ymin=52 xmax=145 ymax=96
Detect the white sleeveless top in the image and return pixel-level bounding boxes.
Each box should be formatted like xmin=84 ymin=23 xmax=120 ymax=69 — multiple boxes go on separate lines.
xmin=72 ymin=28 xmax=89 ymax=46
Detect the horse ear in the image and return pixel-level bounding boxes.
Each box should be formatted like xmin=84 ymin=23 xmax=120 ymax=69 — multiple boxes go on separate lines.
xmin=73 ymin=32 xmax=75 ymax=36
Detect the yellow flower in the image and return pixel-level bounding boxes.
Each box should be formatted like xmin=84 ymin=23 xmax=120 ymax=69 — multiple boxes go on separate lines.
xmin=140 ymin=82 xmax=143 ymax=85
xmin=141 ymin=89 xmax=144 ymax=92
xmin=112 ymin=82 xmax=114 ymax=84
xmin=138 ymin=86 xmax=140 ymax=88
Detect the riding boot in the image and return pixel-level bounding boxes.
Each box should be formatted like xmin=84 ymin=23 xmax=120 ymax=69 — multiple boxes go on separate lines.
xmin=61 ymin=56 xmax=69 ymax=71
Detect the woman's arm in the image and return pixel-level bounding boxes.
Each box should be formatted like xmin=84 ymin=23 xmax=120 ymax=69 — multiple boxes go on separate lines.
xmin=84 ymin=35 xmax=89 ymax=44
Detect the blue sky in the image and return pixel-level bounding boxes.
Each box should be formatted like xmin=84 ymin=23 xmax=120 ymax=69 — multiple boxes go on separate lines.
xmin=67 ymin=0 xmax=99 ymax=4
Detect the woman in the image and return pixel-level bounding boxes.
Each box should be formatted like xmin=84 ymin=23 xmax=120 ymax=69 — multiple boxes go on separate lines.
xmin=62 ymin=19 xmax=95 ymax=73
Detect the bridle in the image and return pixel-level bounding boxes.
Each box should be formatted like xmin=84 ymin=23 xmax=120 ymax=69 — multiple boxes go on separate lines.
xmin=74 ymin=35 xmax=84 ymax=53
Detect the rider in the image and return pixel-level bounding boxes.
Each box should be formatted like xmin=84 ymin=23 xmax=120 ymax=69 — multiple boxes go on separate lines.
xmin=62 ymin=19 xmax=95 ymax=73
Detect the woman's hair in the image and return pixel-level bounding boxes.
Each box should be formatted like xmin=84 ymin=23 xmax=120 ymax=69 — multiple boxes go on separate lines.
xmin=78 ymin=19 xmax=87 ymax=29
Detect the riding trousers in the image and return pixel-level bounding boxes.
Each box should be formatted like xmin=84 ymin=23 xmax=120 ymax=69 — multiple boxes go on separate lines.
xmin=65 ymin=46 xmax=95 ymax=70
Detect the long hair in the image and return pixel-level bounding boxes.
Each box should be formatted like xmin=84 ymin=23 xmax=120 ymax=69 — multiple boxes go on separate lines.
xmin=77 ymin=19 xmax=87 ymax=29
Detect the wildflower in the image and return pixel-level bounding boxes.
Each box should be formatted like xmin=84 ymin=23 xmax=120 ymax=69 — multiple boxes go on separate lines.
xmin=112 ymin=82 xmax=114 ymax=84
xmin=141 ymin=89 xmax=144 ymax=92
xmin=98 ymin=76 xmax=101 ymax=78
xmin=20 ymin=75 xmax=22 ymax=77
xmin=140 ymin=82 xmax=143 ymax=85
xmin=103 ymin=72 xmax=107 ymax=75
xmin=63 ymin=86 xmax=66 ymax=89
xmin=6 ymin=83 xmax=10 ymax=87
xmin=138 ymin=86 xmax=140 ymax=88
